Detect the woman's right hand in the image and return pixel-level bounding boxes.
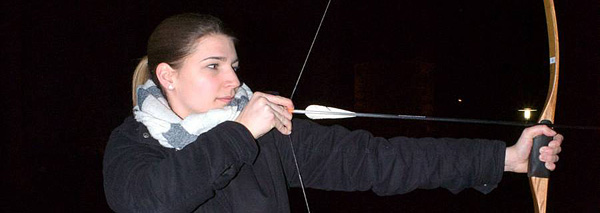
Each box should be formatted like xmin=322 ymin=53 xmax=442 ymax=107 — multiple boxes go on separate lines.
xmin=235 ymin=92 xmax=294 ymax=139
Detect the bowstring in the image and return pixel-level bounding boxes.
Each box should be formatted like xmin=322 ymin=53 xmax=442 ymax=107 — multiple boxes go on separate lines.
xmin=290 ymin=0 xmax=332 ymax=100
xmin=288 ymin=0 xmax=332 ymax=212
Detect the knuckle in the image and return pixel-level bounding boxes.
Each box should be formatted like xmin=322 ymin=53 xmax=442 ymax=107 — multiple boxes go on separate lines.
xmin=258 ymin=96 xmax=268 ymax=103
xmin=261 ymin=103 xmax=270 ymax=110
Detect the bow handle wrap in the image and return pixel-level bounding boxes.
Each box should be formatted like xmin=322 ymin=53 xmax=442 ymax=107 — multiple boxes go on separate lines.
xmin=528 ymin=120 xmax=553 ymax=178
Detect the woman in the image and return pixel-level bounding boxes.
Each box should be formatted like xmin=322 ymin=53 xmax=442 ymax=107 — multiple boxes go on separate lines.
xmin=103 ymin=13 xmax=563 ymax=212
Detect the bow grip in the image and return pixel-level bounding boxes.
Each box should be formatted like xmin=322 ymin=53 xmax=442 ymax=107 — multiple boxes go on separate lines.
xmin=527 ymin=120 xmax=552 ymax=178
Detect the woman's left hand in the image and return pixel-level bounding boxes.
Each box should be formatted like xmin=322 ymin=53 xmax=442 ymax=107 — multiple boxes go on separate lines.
xmin=504 ymin=125 xmax=563 ymax=173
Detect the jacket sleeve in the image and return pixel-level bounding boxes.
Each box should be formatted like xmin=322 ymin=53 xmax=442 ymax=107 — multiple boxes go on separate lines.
xmin=276 ymin=119 xmax=505 ymax=195
xmin=103 ymin=119 xmax=257 ymax=213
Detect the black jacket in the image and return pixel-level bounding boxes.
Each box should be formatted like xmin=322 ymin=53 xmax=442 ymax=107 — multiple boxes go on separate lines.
xmin=103 ymin=116 xmax=505 ymax=212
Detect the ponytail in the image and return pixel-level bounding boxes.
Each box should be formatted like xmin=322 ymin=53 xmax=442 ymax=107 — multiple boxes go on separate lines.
xmin=132 ymin=56 xmax=150 ymax=106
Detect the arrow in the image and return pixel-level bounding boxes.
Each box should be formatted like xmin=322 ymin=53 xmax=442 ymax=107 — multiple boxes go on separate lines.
xmin=293 ymin=104 xmax=529 ymax=126
xmin=292 ymin=105 xmax=599 ymax=130
xmin=292 ymin=105 xmax=530 ymax=126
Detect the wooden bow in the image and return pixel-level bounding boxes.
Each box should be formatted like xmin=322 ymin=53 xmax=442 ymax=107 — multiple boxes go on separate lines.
xmin=528 ymin=0 xmax=560 ymax=212
xmin=288 ymin=1 xmax=559 ymax=212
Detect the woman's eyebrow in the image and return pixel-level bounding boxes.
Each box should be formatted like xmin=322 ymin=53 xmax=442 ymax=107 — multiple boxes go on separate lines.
xmin=201 ymin=56 xmax=226 ymax=61
xmin=201 ymin=57 xmax=238 ymax=64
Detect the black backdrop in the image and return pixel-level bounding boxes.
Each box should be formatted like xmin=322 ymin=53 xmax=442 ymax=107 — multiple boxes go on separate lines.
xmin=3 ymin=0 xmax=600 ymax=212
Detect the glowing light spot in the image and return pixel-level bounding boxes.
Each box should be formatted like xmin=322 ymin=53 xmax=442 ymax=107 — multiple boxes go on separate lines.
xmin=519 ymin=108 xmax=537 ymax=120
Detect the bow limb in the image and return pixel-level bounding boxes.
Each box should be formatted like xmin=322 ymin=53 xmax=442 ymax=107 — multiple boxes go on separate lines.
xmin=529 ymin=0 xmax=560 ymax=212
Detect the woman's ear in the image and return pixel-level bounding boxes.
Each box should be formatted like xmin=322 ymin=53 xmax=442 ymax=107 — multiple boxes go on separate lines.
xmin=155 ymin=62 xmax=176 ymax=91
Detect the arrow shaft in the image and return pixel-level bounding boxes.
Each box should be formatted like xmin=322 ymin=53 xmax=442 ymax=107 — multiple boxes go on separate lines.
xmin=293 ymin=109 xmax=532 ymax=127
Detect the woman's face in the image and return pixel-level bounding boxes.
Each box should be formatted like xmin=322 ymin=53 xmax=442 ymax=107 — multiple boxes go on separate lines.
xmin=169 ymin=34 xmax=240 ymax=118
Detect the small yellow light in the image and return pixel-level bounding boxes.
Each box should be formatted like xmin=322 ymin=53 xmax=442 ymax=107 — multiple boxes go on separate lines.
xmin=457 ymin=99 xmax=462 ymax=103
xmin=519 ymin=108 xmax=537 ymax=120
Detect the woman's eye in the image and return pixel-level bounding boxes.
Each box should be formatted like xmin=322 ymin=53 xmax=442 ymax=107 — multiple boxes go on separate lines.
xmin=207 ymin=64 xmax=218 ymax=69
xmin=232 ymin=66 xmax=240 ymax=72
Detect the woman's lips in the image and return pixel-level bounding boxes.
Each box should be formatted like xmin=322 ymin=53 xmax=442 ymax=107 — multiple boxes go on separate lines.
xmin=217 ymin=96 xmax=233 ymax=103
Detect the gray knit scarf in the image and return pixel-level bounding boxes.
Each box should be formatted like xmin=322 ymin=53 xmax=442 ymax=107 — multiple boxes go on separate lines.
xmin=133 ymin=80 xmax=252 ymax=150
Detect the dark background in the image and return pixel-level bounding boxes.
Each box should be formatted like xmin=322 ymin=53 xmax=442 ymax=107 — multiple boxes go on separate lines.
xmin=3 ymin=0 xmax=600 ymax=212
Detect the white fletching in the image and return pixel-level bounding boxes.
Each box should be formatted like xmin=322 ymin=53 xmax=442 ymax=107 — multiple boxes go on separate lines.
xmin=295 ymin=105 xmax=357 ymax=120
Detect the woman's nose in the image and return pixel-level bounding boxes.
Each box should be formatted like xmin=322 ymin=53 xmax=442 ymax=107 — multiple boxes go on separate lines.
xmin=223 ymin=67 xmax=240 ymax=88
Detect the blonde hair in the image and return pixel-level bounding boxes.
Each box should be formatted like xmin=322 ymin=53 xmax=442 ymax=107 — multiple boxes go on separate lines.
xmin=131 ymin=56 xmax=149 ymax=106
